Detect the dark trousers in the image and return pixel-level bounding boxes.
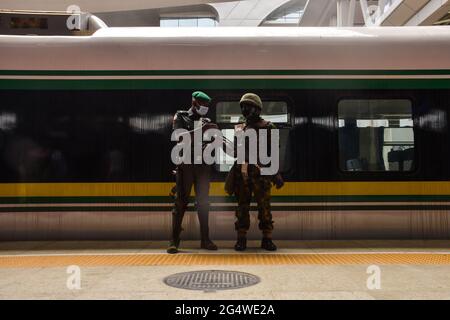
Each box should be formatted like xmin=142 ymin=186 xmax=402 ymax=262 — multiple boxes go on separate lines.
xmin=172 ymin=164 xmax=211 ymax=240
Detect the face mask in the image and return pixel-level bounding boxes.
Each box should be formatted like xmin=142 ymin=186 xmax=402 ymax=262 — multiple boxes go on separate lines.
xmin=241 ymin=105 xmax=258 ymax=120
xmin=196 ymin=105 xmax=209 ymax=116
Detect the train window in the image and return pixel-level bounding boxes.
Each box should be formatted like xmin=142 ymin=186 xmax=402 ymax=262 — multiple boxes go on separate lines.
xmin=338 ymin=99 xmax=414 ymax=172
xmin=215 ymin=100 xmax=291 ymax=172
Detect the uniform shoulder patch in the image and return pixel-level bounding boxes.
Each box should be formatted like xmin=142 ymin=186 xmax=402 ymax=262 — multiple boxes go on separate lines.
xmin=254 ymin=119 xmax=275 ymax=129
xmin=174 ymin=110 xmax=189 ymax=120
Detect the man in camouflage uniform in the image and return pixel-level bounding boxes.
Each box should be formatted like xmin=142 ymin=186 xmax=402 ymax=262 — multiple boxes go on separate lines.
xmin=227 ymin=93 xmax=284 ymax=251
xmin=167 ymin=91 xmax=218 ymax=254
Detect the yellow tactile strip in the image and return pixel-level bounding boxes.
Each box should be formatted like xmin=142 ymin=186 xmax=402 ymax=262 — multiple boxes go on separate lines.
xmin=1 ymin=253 xmax=450 ymax=268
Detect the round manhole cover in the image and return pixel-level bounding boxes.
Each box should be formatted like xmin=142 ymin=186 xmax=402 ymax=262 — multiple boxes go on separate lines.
xmin=163 ymin=270 xmax=260 ymax=291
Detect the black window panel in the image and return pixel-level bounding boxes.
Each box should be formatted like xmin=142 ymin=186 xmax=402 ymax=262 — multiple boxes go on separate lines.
xmin=0 ymin=88 xmax=448 ymax=183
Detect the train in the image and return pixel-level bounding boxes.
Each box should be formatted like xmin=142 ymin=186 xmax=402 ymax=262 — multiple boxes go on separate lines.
xmin=0 ymin=26 xmax=450 ymax=240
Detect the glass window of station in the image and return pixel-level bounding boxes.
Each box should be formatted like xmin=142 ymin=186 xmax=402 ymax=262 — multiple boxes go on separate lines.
xmin=160 ymin=17 xmax=217 ymax=27
xmin=215 ymin=100 xmax=291 ymax=173
xmin=338 ymin=99 xmax=415 ymax=172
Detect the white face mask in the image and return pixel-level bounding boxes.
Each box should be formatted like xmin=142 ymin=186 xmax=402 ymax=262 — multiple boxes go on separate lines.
xmin=196 ymin=105 xmax=209 ymax=116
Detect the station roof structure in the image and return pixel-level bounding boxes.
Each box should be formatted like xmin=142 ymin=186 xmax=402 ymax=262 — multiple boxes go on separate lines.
xmin=0 ymin=0 xmax=449 ymax=28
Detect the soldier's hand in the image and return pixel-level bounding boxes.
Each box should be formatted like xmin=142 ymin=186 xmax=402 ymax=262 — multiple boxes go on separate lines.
xmin=273 ymin=174 xmax=284 ymax=189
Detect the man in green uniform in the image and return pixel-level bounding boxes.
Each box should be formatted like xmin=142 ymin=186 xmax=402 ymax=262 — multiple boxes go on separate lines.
xmin=167 ymin=91 xmax=218 ymax=254
xmin=227 ymin=93 xmax=284 ymax=251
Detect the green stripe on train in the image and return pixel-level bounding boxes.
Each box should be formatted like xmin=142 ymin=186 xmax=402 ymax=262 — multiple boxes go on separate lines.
xmin=1 ymin=195 xmax=450 ymax=204
xmin=1 ymin=79 xmax=450 ymax=90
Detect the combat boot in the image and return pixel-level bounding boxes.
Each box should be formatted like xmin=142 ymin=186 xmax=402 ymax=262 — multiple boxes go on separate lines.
xmin=234 ymin=237 xmax=247 ymax=251
xmin=201 ymin=238 xmax=218 ymax=250
xmin=261 ymin=238 xmax=277 ymax=251
xmin=167 ymin=238 xmax=180 ymax=254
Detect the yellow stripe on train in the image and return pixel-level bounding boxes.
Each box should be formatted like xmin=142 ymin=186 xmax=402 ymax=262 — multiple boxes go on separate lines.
xmin=0 ymin=182 xmax=449 ymax=197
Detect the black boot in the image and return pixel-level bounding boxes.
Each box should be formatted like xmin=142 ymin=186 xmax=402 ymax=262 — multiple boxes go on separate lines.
xmin=167 ymin=238 xmax=180 ymax=254
xmin=234 ymin=237 xmax=247 ymax=251
xmin=261 ymin=238 xmax=277 ymax=251
xmin=201 ymin=238 xmax=218 ymax=250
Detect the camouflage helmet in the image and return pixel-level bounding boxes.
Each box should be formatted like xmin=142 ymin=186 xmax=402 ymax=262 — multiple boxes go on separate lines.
xmin=239 ymin=93 xmax=262 ymax=110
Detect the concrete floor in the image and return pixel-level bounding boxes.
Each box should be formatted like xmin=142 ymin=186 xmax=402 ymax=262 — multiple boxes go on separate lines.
xmin=1 ymin=240 xmax=450 ymax=300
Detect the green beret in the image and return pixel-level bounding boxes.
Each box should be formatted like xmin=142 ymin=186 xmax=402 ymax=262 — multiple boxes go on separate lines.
xmin=192 ymin=91 xmax=211 ymax=103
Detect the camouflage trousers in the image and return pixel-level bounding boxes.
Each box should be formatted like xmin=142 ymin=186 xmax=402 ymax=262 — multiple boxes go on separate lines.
xmin=234 ymin=169 xmax=274 ymax=236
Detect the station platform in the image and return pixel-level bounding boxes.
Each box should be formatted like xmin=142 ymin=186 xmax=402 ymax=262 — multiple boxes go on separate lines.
xmin=1 ymin=240 xmax=450 ymax=300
